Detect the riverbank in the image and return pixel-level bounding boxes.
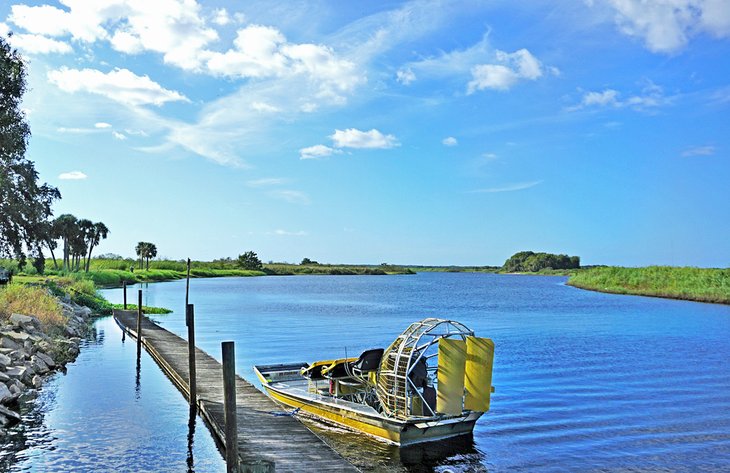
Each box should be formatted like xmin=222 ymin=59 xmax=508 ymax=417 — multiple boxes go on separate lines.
xmin=567 ymin=266 xmax=730 ymax=305
xmin=0 ymin=284 xmax=95 ymax=432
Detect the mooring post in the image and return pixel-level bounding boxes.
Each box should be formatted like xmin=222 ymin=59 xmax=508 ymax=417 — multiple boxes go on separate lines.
xmin=222 ymin=341 xmax=238 ymax=473
xmin=187 ymin=304 xmax=197 ymax=411
xmin=136 ymin=289 xmax=142 ymax=352
xmin=185 ymin=258 xmax=191 ymax=327
xmin=123 ymin=281 xmax=127 ymax=309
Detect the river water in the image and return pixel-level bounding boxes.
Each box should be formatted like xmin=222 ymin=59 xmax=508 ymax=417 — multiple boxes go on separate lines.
xmin=4 ymin=273 xmax=730 ymax=471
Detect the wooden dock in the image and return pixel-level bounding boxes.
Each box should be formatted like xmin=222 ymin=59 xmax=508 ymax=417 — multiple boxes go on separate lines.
xmin=113 ymin=310 xmax=359 ymax=472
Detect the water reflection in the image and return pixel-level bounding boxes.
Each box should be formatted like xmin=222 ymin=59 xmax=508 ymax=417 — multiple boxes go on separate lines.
xmin=187 ymin=407 xmax=196 ymax=473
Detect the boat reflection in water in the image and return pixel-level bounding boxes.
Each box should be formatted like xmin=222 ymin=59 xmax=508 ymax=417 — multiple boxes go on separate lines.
xmin=255 ymin=318 xmax=495 ymax=449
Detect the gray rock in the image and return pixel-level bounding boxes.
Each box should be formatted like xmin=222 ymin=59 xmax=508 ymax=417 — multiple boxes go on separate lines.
xmin=35 ymin=351 xmax=55 ymax=368
xmin=30 ymin=355 xmax=49 ymax=374
xmin=75 ymin=306 xmax=92 ymax=318
xmin=9 ymin=314 xmax=42 ymax=332
xmin=0 ymin=337 xmax=21 ymax=351
xmin=0 ymin=384 xmax=12 ymax=404
xmin=66 ymin=326 xmax=78 ymax=337
xmin=32 ymin=375 xmax=42 ymax=389
xmin=9 ymin=350 xmax=28 ymax=362
xmin=8 ymin=382 xmax=22 ymax=395
xmin=23 ymin=340 xmax=37 ymax=355
xmin=5 ymin=366 xmax=29 ymax=384
xmin=0 ymin=405 xmax=21 ymax=426
xmin=0 ymin=372 xmax=9 ymax=383
xmin=0 ymin=353 xmax=9 ymax=368
xmin=1 ymin=331 xmax=30 ymax=343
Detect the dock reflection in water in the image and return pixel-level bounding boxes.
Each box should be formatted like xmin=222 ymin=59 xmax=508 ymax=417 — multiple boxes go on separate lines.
xmin=0 ymin=317 xmax=225 ymax=472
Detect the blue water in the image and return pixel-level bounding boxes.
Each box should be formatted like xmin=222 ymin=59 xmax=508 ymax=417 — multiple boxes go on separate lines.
xmin=0 ymin=317 xmax=225 ymax=472
xmin=93 ymin=272 xmax=730 ymax=472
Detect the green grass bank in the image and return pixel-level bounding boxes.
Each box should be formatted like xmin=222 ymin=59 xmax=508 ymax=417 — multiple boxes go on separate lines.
xmin=567 ymin=266 xmax=730 ymax=304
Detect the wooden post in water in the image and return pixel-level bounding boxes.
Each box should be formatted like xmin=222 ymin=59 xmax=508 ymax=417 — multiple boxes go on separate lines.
xmin=187 ymin=304 xmax=197 ymax=411
xmin=136 ymin=289 xmax=142 ymax=352
xmin=185 ymin=258 xmax=191 ymax=326
xmin=123 ymin=281 xmax=127 ymax=309
xmin=222 ymin=341 xmax=238 ymax=473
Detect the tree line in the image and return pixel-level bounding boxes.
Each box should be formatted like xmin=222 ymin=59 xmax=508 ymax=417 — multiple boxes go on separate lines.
xmin=503 ymin=251 xmax=580 ymax=272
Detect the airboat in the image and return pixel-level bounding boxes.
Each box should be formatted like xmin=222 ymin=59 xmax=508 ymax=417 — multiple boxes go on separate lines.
xmin=253 ymin=318 xmax=495 ymax=446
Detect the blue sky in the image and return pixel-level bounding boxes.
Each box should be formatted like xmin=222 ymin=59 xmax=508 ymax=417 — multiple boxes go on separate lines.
xmin=2 ymin=0 xmax=729 ymax=266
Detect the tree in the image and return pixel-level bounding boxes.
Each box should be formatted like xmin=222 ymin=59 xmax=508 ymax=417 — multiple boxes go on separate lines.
xmin=84 ymin=221 xmax=109 ymax=272
xmin=54 ymin=214 xmax=78 ymax=272
xmin=135 ymin=241 xmax=157 ymax=270
xmin=0 ymin=35 xmax=60 ymax=260
xmin=301 ymin=257 xmax=319 ymax=265
xmin=237 ymin=251 xmax=263 ymax=270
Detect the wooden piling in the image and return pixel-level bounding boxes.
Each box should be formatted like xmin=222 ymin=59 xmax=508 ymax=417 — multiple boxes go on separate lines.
xmin=187 ymin=304 xmax=197 ymax=411
xmin=123 ymin=281 xmax=127 ymax=309
xmin=222 ymin=341 xmax=238 ymax=473
xmin=136 ymin=289 xmax=142 ymax=352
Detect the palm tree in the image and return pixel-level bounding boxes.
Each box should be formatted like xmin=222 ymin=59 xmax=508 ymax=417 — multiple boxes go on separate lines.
xmin=135 ymin=241 xmax=158 ymax=270
xmin=74 ymin=219 xmax=93 ymax=271
xmin=84 ymin=221 xmax=109 ymax=272
xmin=54 ymin=214 xmax=78 ymax=272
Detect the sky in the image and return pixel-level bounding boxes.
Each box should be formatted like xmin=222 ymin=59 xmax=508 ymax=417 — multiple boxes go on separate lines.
xmin=1 ymin=0 xmax=729 ymax=267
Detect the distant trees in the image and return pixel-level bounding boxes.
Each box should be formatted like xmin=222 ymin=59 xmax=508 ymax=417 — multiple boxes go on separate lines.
xmin=237 ymin=251 xmax=263 ymax=270
xmin=300 ymin=258 xmax=319 ymax=265
xmin=503 ymin=251 xmax=580 ymax=272
xmin=84 ymin=222 xmax=109 ymax=271
xmin=135 ymin=242 xmax=157 ymax=270
xmin=0 ymin=36 xmax=60 ymax=262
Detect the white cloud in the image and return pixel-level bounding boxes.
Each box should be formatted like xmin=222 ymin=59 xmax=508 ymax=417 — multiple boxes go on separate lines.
xmin=251 ymin=101 xmax=280 ymax=113
xmin=467 ymin=49 xmax=550 ymax=93
xmin=47 ymin=67 xmax=189 ymax=106
xmin=396 ymin=67 xmax=416 ymax=85
xmin=58 ymin=171 xmax=87 ymax=180
xmin=602 ymin=0 xmax=730 ymax=53
xmin=442 ymin=137 xmax=458 ymax=146
xmin=268 ymin=190 xmax=311 ymax=205
xmin=95 ymin=122 xmax=112 ymax=128
xmin=57 ymin=127 xmax=94 ymax=133
xmin=469 ymin=181 xmax=542 ymax=193
xmin=330 ymin=128 xmax=399 ymax=149
xmin=299 ymin=144 xmax=341 ymax=160
xmin=112 ymin=131 xmax=127 ymax=140
xmin=211 ymin=8 xmax=231 ymax=26
xmin=7 ymin=33 xmax=72 ymax=54
xmin=272 ymin=229 xmax=308 ymax=236
xmin=569 ymin=83 xmax=669 ymax=111
xmin=482 ymin=152 xmax=498 ymax=161
xmin=9 ymin=1 xmax=218 ymax=70
xmin=246 ymin=178 xmax=288 ymax=187
xmin=682 ymin=145 xmax=716 ymax=157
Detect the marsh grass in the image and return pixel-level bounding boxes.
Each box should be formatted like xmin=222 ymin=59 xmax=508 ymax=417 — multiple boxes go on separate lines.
xmin=0 ymin=284 xmax=67 ymax=328
xmin=568 ymin=266 xmax=730 ymax=304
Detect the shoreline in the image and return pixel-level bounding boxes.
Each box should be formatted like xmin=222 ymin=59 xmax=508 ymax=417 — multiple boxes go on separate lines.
xmin=566 ymin=280 xmax=730 ymax=305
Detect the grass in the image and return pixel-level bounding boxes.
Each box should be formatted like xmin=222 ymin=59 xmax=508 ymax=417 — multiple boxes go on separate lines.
xmin=567 ymin=266 xmax=730 ymax=304
xmin=265 ymin=263 xmax=415 ymax=275
xmin=0 ymin=284 xmax=67 ymax=328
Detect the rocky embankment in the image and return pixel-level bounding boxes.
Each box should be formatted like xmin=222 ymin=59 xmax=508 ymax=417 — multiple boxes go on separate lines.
xmin=0 ymin=298 xmax=93 ymax=434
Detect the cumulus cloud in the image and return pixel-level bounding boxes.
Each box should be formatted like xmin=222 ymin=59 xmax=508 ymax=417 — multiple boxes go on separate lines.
xmin=251 ymin=101 xmax=280 ymax=113
xmin=58 ymin=171 xmax=87 ymax=180
xmin=442 ymin=136 xmax=458 ymax=146
xmin=47 ymin=67 xmax=189 ymax=106
xmin=330 ymin=128 xmax=398 ymax=149
xmin=112 ymin=131 xmax=127 ymax=140
xmin=396 ymin=67 xmax=416 ymax=85
xmin=682 ymin=145 xmax=716 ymax=157
xmin=95 ymin=122 xmax=112 ymax=128
xmin=299 ymin=144 xmax=341 ymax=160
xmin=602 ymin=0 xmax=730 ymax=53
xmin=7 ymin=33 xmax=72 ymax=54
xmin=568 ymin=83 xmax=669 ymax=111
xmin=467 ymin=49 xmax=551 ymax=93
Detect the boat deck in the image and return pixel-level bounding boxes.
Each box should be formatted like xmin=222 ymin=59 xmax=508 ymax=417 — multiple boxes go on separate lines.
xmin=113 ymin=310 xmax=359 ymax=472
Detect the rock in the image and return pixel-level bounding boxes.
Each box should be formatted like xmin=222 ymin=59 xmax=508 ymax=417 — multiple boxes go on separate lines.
xmin=30 ymin=355 xmax=49 ymax=375
xmin=1 ymin=331 xmax=30 ymax=343
xmin=9 ymin=350 xmax=28 ymax=362
xmin=0 ymin=337 xmax=21 ymax=351
xmin=0 ymin=384 xmax=12 ymax=404
xmin=0 ymin=372 xmax=9 ymax=383
xmin=75 ymin=306 xmax=92 ymax=318
xmin=5 ymin=366 xmax=29 ymax=385
xmin=36 ymin=341 xmax=52 ymax=354
xmin=31 ymin=375 xmax=42 ymax=389
xmin=9 ymin=314 xmax=42 ymax=332
xmin=8 ymin=381 xmax=22 ymax=395
xmin=66 ymin=326 xmax=78 ymax=337
xmin=0 ymin=353 xmax=10 ymax=369
xmin=23 ymin=340 xmax=37 ymax=355
xmin=0 ymin=405 xmax=21 ymax=427
xmin=35 ymin=352 xmax=55 ymax=369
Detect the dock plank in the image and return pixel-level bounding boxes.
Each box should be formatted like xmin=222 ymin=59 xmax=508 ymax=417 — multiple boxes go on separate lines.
xmin=113 ymin=310 xmax=359 ymax=472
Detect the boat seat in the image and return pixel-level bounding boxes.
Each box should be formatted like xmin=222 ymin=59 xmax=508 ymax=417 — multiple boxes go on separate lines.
xmin=351 ymin=348 xmax=384 ymax=377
